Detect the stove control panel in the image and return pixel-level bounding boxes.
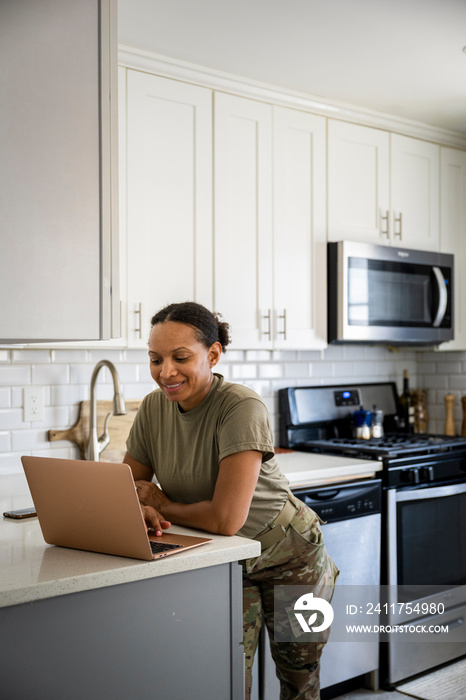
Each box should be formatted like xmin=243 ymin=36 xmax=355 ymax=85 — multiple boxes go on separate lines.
xmin=386 ymin=454 xmax=466 ymax=489
xmin=334 ymin=389 xmax=360 ymax=407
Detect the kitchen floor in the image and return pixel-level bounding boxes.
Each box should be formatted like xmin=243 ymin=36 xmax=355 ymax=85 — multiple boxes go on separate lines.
xmin=326 ymin=654 xmax=466 ymax=700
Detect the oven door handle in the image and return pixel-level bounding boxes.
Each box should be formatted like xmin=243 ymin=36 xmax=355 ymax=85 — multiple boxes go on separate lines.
xmin=434 ymin=617 xmax=464 ymax=633
xmin=432 ymin=266 xmax=448 ymax=328
xmin=396 ymin=481 xmax=466 ymax=502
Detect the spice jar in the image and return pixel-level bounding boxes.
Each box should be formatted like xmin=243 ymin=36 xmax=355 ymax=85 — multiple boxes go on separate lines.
xmin=352 ymin=407 xmax=373 ymax=439
xmin=371 ymin=409 xmax=384 ymax=438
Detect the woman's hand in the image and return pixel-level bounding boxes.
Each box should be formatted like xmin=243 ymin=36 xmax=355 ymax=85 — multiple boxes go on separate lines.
xmin=136 ymin=480 xmax=171 ymax=511
xmin=141 ymin=505 xmax=171 ymax=537
xmin=122 ymin=453 xmax=171 ymax=536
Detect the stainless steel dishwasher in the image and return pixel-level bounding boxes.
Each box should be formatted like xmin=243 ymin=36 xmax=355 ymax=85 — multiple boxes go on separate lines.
xmin=254 ymin=478 xmax=381 ymax=698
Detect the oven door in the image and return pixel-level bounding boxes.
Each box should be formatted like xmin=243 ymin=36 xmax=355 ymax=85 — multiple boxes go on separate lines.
xmin=387 ymin=481 xmax=466 ymax=600
xmin=385 ymin=481 xmax=466 ymax=685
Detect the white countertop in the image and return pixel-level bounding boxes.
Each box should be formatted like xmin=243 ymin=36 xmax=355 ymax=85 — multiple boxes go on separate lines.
xmin=0 ymin=473 xmax=260 ymax=609
xmin=276 ymin=450 xmax=382 ymax=488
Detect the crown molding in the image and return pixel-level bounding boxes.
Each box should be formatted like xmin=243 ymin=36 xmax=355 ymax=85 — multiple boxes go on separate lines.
xmin=118 ymin=44 xmax=466 ymax=150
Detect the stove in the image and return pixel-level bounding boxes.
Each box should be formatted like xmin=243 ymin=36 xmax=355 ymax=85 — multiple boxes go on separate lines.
xmin=279 ymin=382 xmax=466 ymax=687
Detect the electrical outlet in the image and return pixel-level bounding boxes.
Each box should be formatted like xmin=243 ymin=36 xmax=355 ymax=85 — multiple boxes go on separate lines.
xmin=24 ymin=386 xmax=44 ymax=422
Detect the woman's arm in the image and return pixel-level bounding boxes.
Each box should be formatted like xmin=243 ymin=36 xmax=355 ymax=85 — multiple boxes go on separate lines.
xmin=123 ymin=451 xmax=154 ymax=481
xmin=135 ymin=450 xmax=262 ymax=536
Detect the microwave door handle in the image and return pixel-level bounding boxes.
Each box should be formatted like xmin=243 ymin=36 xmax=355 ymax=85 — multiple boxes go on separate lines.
xmin=432 ymin=266 xmax=448 ymax=327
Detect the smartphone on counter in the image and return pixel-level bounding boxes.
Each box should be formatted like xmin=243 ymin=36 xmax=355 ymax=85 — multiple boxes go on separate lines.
xmin=3 ymin=507 xmax=37 ymax=519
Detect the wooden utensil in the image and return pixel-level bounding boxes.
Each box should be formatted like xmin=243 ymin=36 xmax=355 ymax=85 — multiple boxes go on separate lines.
xmin=48 ymin=399 xmax=143 ymax=462
xmin=444 ymin=393 xmax=456 ymax=436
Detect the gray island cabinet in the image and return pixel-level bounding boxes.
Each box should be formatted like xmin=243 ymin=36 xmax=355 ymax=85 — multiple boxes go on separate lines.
xmin=0 ymin=474 xmax=260 ymax=700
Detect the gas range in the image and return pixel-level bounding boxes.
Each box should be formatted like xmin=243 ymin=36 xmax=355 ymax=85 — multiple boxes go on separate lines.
xmin=279 ymin=382 xmax=466 ymax=686
xmin=279 ymin=382 xmax=466 ymax=488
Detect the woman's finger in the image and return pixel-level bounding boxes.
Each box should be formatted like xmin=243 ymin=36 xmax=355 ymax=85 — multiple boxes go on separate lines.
xmin=141 ymin=506 xmax=171 ymax=535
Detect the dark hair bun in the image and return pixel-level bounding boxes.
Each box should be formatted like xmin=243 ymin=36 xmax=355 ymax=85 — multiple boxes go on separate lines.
xmin=215 ymin=316 xmax=231 ymax=352
xmin=151 ymin=302 xmax=231 ymax=352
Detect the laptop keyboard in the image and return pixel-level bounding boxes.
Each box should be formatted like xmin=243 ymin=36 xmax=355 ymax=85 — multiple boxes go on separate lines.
xmin=150 ymin=541 xmax=184 ymax=554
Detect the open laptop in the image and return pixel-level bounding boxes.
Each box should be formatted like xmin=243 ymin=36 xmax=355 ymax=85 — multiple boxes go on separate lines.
xmin=21 ymin=456 xmax=211 ymax=561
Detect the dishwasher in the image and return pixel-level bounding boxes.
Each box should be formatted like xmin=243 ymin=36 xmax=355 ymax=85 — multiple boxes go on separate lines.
xmin=252 ymin=478 xmax=381 ymax=699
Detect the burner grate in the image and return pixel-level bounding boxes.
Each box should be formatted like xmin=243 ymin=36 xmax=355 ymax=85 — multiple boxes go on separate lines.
xmin=299 ymin=433 xmax=466 ymax=459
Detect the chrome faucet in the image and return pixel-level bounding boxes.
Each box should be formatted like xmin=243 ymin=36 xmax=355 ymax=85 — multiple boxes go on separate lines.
xmin=86 ymin=360 xmax=126 ymax=461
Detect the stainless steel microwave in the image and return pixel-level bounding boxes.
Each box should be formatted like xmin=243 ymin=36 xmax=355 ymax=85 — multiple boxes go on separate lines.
xmin=328 ymin=241 xmax=454 ymax=345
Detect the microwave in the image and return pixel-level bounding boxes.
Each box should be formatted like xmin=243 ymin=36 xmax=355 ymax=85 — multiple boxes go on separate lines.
xmin=328 ymin=241 xmax=454 ymax=345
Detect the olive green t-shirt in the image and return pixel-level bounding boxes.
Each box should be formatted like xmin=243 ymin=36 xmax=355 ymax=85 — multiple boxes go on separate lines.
xmin=126 ymin=373 xmax=290 ymax=538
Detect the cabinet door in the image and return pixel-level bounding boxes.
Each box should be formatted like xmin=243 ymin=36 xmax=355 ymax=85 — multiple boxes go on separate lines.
xmin=125 ymin=71 xmax=213 ymax=347
xmin=0 ymin=0 xmax=118 ymax=342
xmin=390 ymin=134 xmax=440 ymax=251
xmin=328 ymin=121 xmax=390 ymax=245
xmin=273 ymin=107 xmax=327 ymax=349
xmin=214 ymin=93 xmax=273 ymax=349
xmin=439 ymin=147 xmax=466 ymax=350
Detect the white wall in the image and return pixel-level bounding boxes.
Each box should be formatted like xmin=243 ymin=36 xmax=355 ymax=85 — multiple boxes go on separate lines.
xmin=0 ymin=345 xmax=421 ymax=475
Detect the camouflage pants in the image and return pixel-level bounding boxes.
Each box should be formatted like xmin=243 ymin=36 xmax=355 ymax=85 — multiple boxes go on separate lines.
xmin=242 ymin=494 xmax=339 ymax=700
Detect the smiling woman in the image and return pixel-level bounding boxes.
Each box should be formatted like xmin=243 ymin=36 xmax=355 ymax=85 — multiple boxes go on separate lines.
xmin=123 ymin=301 xmax=339 ymax=700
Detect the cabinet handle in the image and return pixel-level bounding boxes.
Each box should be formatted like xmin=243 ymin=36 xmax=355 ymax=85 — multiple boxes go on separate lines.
xmin=381 ymin=210 xmax=390 ymax=238
xmin=394 ymin=212 xmax=403 ymax=240
xmin=278 ymin=309 xmax=287 ymax=340
xmin=135 ymin=302 xmax=142 ymax=339
xmin=261 ymin=309 xmax=271 ymax=339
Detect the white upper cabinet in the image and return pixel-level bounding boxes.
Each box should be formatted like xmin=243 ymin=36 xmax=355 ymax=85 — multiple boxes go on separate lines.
xmin=328 ymin=121 xmax=390 ymax=244
xmin=124 ymin=70 xmax=213 ymax=347
xmin=272 ymin=107 xmax=327 ymax=349
xmin=438 ymin=147 xmax=466 ymax=350
xmin=214 ymin=93 xmax=274 ymax=349
xmin=214 ymin=93 xmax=327 ymax=349
xmin=0 ymin=0 xmax=119 ymax=343
xmin=328 ymin=121 xmax=440 ymax=251
xmin=390 ymin=134 xmax=440 ymax=251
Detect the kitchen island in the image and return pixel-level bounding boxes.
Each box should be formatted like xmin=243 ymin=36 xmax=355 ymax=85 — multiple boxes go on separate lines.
xmin=0 ymin=473 xmax=260 ymax=700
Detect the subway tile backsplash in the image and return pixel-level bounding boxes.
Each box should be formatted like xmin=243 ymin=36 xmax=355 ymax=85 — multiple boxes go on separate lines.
xmin=0 ymin=345 xmax=465 ymax=475
xmin=416 ymin=351 xmax=466 ymax=435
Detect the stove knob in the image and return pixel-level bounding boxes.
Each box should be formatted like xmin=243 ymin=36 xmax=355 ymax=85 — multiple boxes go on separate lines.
xmin=409 ymin=468 xmax=420 ymax=485
xmin=420 ymin=466 xmax=435 ymax=482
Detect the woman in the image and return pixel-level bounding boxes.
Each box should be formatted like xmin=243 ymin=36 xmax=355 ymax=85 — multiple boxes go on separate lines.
xmin=124 ymin=301 xmax=338 ymax=700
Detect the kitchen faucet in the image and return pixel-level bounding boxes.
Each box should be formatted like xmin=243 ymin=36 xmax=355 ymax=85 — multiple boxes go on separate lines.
xmin=86 ymin=360 xmax=126 ymax=461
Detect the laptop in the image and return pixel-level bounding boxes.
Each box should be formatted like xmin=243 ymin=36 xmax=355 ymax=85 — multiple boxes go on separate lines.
xmin=21 ymin=456 xmax=211 ymax=561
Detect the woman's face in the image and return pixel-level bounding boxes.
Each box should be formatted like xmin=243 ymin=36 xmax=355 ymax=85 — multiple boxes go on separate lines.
xmin=148 ymin=321 xmax=222 ymax=412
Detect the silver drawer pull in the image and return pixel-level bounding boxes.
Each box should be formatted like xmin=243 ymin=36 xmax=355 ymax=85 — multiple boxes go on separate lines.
xmin=278 ymin=309 xmax=287 ymax=340
xmin=135 ymin=302 xmax=142 ymax=339
xmin=261 ymin=309 xmax=271 ymax=339
xmin=381 ymin=210 xmax=389 ymax=238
